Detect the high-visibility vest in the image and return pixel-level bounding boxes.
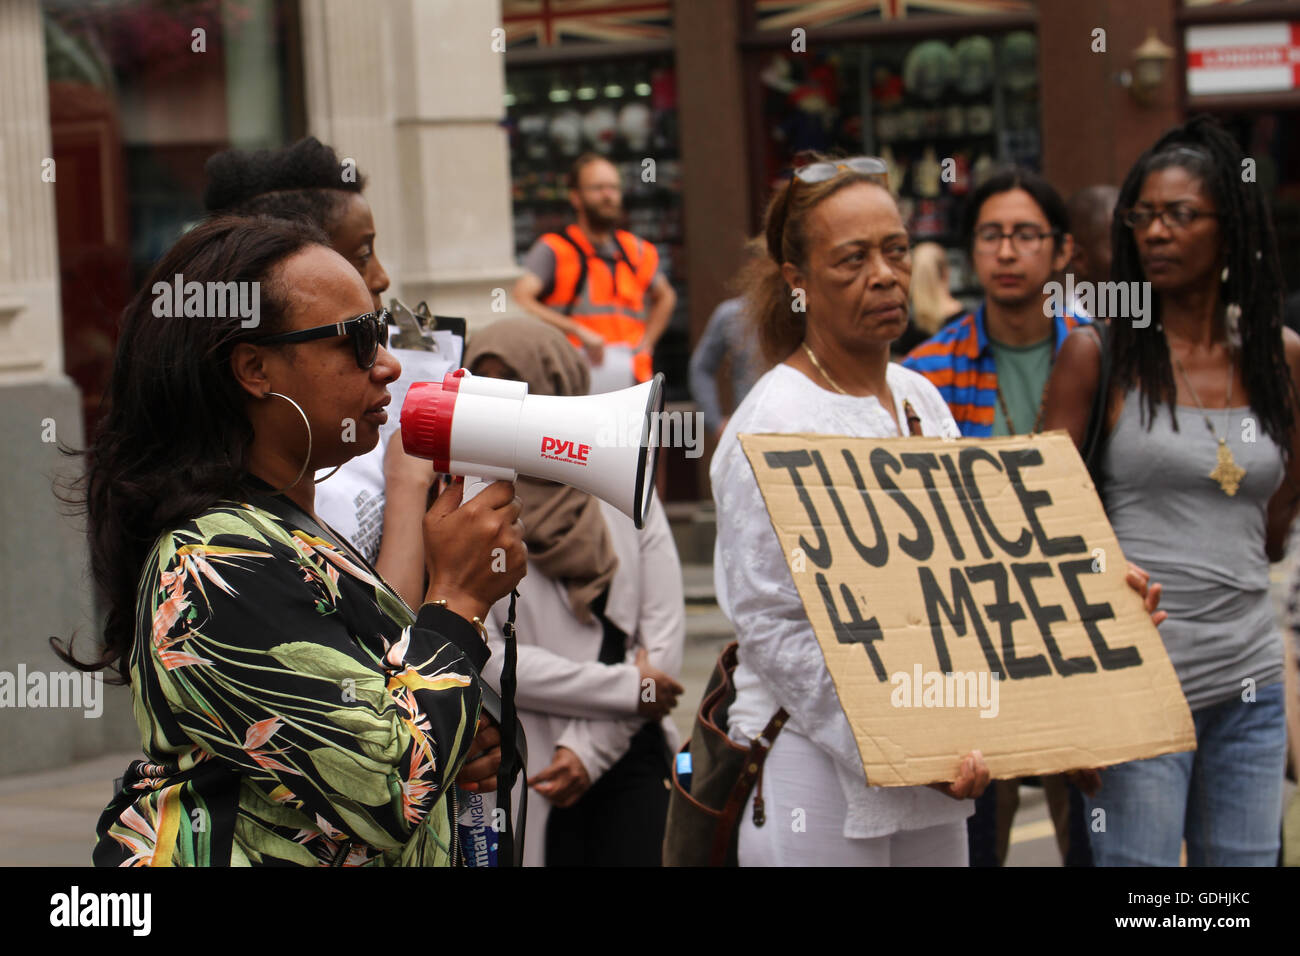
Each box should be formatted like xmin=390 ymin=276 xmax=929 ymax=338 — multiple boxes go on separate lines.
xmin=539 ymin=224 xmax=659 ymax=383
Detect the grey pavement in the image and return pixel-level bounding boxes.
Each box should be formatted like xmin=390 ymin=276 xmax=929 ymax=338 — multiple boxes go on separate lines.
xmin=2 ymin=552 xmax=1293 ymax=866
xmin=0 ymin=749 xmax=140 ymax=866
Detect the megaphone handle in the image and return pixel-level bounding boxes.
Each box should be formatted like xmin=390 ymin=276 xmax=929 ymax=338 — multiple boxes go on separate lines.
xmin=461 ymin=476 xmax=493 ymax=503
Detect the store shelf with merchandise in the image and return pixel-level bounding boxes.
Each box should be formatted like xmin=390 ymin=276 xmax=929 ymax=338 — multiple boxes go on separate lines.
xmin=750 ymin=30 xmax=1043 ymax=306
xmin=505 ymin=56 xmax=685 ymax=259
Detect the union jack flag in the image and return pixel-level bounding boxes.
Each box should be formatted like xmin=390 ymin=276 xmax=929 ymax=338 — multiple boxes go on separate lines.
xmin=503 ymin=0 xmax=672 ymax=48
xmin=755 ymin=0 xmax=1034 ymax=30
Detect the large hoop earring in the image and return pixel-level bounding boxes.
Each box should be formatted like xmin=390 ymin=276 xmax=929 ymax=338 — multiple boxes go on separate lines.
xmin=265 ymin=391 xmax=316 ymax=495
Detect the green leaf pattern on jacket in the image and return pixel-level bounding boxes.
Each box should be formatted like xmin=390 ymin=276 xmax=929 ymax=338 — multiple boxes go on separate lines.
xmin=94 ymin=500 xmax=483 ymax=867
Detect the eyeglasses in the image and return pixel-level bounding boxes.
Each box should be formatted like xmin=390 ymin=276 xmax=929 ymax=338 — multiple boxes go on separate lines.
xmin=793 ymin=156 xmax=890 ymax=186
xmin=1121 ymin=204 xmax=1219 ymax=231
xmin=258 ymin=309 xmax=391 ymax=370
xmin=973 ymin=224 xmax=1058 ymax=256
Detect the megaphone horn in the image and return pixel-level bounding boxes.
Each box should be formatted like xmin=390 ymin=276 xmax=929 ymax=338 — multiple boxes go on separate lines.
xmin=400 ymin=368 xmax=666 ymax=529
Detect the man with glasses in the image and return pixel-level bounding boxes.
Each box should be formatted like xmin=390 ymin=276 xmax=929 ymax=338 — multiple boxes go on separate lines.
xmin=513 ymin=153 xmax=676 ymax=392
xmin=902 ymin=167 xmax=1091 ymax=867
xmin=904 ymin=168 xmax=1087 ymax=438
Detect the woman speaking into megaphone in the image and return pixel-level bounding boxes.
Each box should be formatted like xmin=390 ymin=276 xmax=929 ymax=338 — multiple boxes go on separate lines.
xmin=67 ymin=216 xmax=525 ymax=866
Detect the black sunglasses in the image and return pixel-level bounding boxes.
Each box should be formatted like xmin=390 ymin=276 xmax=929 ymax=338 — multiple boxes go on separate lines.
xmin=258 ymin=309 xmax=390 ymax=369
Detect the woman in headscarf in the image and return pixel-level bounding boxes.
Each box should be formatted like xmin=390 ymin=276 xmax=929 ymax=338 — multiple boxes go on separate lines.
xmin=465 ymin=319 xmax=687 ymax=866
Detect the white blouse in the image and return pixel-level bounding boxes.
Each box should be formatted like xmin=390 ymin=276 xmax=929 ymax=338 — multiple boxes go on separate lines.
xmin=711 ymin=361 xmax=972 ymax=840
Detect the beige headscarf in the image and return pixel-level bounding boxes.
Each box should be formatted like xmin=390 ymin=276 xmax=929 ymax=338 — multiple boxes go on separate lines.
xmin=464 ymin=319 xmax=618 ymax=624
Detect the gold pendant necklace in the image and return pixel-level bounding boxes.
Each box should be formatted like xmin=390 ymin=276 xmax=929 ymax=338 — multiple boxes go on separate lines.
xmin=1172 ymin=354 xmax=1245 ymax=496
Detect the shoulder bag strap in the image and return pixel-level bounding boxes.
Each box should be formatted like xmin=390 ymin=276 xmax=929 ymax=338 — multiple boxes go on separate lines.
xmin=709 ymin=706 xmax=789 ymax=866
xmin=1080 ymin=321 xmax=1112 ymax=479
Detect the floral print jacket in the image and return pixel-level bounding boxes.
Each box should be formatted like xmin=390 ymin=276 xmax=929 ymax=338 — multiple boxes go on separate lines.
xmin=94 ymin=491 xmax=488 ymax=866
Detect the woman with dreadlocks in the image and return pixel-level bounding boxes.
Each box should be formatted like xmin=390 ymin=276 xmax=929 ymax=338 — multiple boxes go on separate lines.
xmin=1043 ymin=115 xmax=1300 ymax=866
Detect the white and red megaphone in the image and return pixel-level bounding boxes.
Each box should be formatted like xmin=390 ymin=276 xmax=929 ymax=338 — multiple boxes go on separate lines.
xmin=400 ymin=368 xmax=666 ymax=528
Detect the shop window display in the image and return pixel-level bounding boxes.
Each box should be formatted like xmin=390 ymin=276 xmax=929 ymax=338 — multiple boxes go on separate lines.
xmin=42 ymin=0 xmax=303 ymax=433
xmin=756 ymin=31 xmax=1042 ymax=300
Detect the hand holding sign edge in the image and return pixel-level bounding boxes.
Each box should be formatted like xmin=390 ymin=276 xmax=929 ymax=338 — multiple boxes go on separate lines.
xmin=927 ymin=749 xmax=990 ymax=801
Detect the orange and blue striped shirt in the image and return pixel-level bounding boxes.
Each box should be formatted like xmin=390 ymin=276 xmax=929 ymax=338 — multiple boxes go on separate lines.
xmin=901 ymin=304 xmax=1090 ymax=437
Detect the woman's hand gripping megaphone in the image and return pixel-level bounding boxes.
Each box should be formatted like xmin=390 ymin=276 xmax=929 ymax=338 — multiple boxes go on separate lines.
xmin=420 ymin=475 xmax=527 ymax=625
xmin=396 ymin=368 xmax=528 ymax=620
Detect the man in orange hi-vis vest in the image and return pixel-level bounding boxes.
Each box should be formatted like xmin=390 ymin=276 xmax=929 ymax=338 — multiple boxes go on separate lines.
xmin=514 ymin=152 xmax=676 ymax=392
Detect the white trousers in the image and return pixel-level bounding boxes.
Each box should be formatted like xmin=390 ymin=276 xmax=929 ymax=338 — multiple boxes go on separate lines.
xmin=737 ymin=730 xmax=969 ymax=867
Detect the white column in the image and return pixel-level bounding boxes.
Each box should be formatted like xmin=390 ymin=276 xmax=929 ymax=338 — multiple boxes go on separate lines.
xmin=299 ymin=0 xmax=407 ymax=286
xmin=388 ymin=0 xmax=522 ymax=331
xmin=0 ymin=0 xmax=137 ymax=776
xmin=0 ymin=0 xmax=62 ymax=383
xmin=300 ymin=0 xmax=522 ymax=332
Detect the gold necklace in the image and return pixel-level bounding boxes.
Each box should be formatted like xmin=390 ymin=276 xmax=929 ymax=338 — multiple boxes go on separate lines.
xmin=802 ymin=343 xmax=848 ymax=394
xmin=1171 ymin=354 xmax=1245 ymax=496
xmin=801 ymin=343 xmax=906 ymax=436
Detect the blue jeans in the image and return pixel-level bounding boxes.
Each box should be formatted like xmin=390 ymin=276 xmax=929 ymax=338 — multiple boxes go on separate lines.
xmin=1085 ymin=682 xmax=1286 ymax=866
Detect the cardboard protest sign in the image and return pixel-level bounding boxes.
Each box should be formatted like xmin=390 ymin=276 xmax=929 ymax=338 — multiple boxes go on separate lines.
xmin=739 ymin=431 xmax=1196 ymax=787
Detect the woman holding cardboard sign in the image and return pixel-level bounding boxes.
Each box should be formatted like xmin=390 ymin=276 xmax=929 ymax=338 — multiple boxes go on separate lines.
xmin=1043 ymin=116 xmax=1300 ymax=866
xmin=711 ymin=156 xmax=992 ymax=866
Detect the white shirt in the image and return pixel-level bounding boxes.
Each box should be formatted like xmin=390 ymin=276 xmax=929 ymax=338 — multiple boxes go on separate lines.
xmin=316 ymin=332 xmax=465 ymax=562
xmin=315 ymin=441 xmax=388 ymax=563
xmin=711 ymin=361 xmax=971 ymax=839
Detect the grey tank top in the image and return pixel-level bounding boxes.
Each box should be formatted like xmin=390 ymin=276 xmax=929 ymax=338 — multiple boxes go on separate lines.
xmin=1102 ymin=389 xmax=1284 ymax=710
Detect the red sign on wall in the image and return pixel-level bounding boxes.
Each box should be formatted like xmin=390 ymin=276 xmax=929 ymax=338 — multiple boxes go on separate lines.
xmin=1187 ymin=21 xmax=1300 ymax=95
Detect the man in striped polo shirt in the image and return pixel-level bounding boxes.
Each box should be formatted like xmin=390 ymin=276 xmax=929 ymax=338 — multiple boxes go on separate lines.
xmin=903 ymin=168 xmax=1090 ymax=438
xmin=902 ymin=168 xmax=1091 ymax=867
